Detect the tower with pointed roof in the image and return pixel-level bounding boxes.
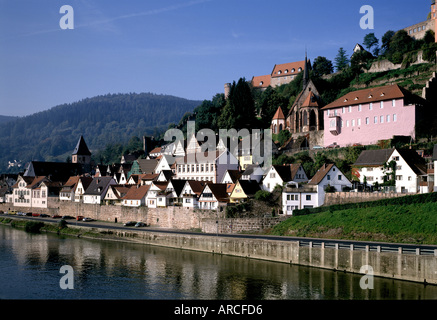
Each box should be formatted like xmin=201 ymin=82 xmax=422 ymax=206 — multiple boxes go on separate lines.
xmin=271 ymin=107 xmax=286 ymax=134
xmin=72 ymin=136 xmax=91 ymax=166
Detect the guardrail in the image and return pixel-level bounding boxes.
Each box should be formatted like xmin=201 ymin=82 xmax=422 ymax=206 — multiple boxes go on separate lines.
xmin=298 ymin=240 xmax=437 ymax=256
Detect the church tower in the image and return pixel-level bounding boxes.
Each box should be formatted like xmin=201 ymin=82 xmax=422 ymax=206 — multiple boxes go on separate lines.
xmin=271 ymin=107 xmax=286 ymax=134
xmin=72 ymin=136 xmax=91 ymax=165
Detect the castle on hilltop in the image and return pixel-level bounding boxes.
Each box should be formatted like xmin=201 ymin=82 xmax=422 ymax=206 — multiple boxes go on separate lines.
xmin=403 ymin=0 xmax=436 ymax=42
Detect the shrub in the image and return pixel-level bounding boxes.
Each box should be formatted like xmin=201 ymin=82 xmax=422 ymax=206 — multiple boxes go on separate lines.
xmin=255 ymin=190 xmax=271 ymax=202
xmin=24 ymin=221 xmax=45 ymax=233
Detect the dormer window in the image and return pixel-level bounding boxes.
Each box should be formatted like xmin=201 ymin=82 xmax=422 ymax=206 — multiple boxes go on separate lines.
xmin=284 ymin=69 xmax=288 ymax=73
xmin=298 ymin=67 xmax=302 ymax=72
xmin=291 ymin=68 xmax=295 ymax=73
xmin=277 ymin=70 xmax=282 ymax=74
xmin=368 ymin=94 xmax=373 ymax=98
xmin=259 ymin=81 xmax=263 ymax=86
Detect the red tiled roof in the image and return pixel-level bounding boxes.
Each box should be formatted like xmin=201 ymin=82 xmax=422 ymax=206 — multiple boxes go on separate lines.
xmin=122 ymin=185 xmax=150 ymax=200
xmin=302 ymin=91 xmax=319 ymax=107
xmin=251 ymin=75 xmax=271 ymax=88
xmin=271 ymin=61 xmax=305 ymax=78
xmin=272 ymin=107 xmax=285 ymax=120
xmin=321 ymin=84 xmax=426 ymax=110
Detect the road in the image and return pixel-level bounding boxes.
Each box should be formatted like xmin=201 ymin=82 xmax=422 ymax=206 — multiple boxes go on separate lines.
xmin=2 ymin=213 xmax=437 ymax=256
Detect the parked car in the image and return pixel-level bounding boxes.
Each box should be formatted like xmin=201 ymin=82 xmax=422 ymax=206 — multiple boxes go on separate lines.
xmin=32 ymin=213 xmax=40 ymax=217
xmin=76 ymin=216 xmax=84 ymax=221
xmin=82 ymin=217 xmax=93 ymax=222
xmin=25 ymin=212 xmax=33 ymax=216
xmin=135 ymin=222 xmax=147 ymax=227
xmin=62 ymin=216 xmax=74 ymax=220
xmin=124 ymin=221 xmax=137 ymax=226
xmin=16 ymin=211 xmax=26 ymax=216
xmin=8 ymin=210 xmax=17 ymax=215
xmin=40 ymin=214 xmax=49 ymax=217
xmin=52 ymin=215 xmax=62 ymax=219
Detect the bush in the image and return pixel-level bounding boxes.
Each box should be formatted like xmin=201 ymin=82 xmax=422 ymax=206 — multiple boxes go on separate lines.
xmin=254 ymin=190 xmax=271 ymax=202
xmin=24 ymin=221 xmax=45 ymax=233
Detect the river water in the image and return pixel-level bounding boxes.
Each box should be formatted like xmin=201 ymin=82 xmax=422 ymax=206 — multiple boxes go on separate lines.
xmin=1 ymin=224 xmax=436 ymax=300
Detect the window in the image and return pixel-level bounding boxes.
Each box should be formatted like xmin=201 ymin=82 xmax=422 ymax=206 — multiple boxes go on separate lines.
xmin=386 ymin=115 xmax=390 ymax=123
xmin=357 ymin=118 xmax=361 ymax=126
xmin=338 ymin=175 xmax=342 ymax=180
xmin=369 ymin=103 xmax=373 ymax=110
xmin=306 ymin=195 xmax=311 ymax=201
xmin=327 ymin=175 xmax=331 ymax=180
xmin=352 ymin=119 xmax=355 ymax=127
xmin=346 ymin=120 xmax=349 ymax=127
xmin=374 ymin=116 xmax=378 ymax=124
xmin=380 ymin=101 xmax=384 ymax=109
xmin=392 ymin=99 xmax=396 ymax=107
xmin=365 ymin=117 xmax=369 ymax=125
xmin=270 ymin=172 xmax=276 ymax=178
xmin=380 ymin=115 xmax=384 ymax=123
xmin=358 ymin=104 xmax=362 ymax=111
xmin=348 ymin=106 xmax=352 ymax=113
xmin=393 ymin=114 xmax=397 ymax=122
xmin=342 ymin=107 xmax=345 ymax=114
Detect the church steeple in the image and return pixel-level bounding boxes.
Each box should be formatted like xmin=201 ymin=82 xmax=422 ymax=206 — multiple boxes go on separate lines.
xmin=303 ymin=50 xmax=310 ymax=89
xmin=72 ymin=136 xmax=91 ymax=165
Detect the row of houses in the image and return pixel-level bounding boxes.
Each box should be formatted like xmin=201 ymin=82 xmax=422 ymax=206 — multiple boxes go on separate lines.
xmin=3 ymin=130 xmax=436 ymax=216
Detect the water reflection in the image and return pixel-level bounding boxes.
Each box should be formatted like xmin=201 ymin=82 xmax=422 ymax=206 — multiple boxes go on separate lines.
xmin=1 ymin=225 xmax=436 ymax=300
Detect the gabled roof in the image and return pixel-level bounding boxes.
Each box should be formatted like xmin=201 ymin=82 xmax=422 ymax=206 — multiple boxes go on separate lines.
xmin=271 ymin=60 xmax=306 ymax=78
xmin=272 ymin=107 xmax=285 ymax=120
xmin=122 ymin=185 xmax=150 ymax=200
xmin=223 ymin=170 xmax=242 ymax=183
xmin=251 ymin=74 xmax=271 ymax=88
xmin=167 ymin=179 xmax=187 ymax=196
xmin=72 ymin=136 xmax=91 ymax=156
xmin=204 ymin=183 xmax=229 ymax=202
xmin=308 ymin=164 xmax=335 ymax=185
xmin=271 ymin=164 xmax=304 ymax=182
xmin=137 ymin=158 xmax=159 ymax=174
xmin=301 ymin=91 xmax=319 ymax=107
xmin=184 ymin=180 xmax=206 ymax=195
xmin=236 ymin=179 xmax=261 ymax=197
xmin=353 ymin=149 xmax=394 ymax=167
xmin=321 ymin=84 xmax=427 ymax=110
xmin=84 ymin=177 xmax=114 ymax=195
xmin=396 ymin=149 xmax=427 ymax=176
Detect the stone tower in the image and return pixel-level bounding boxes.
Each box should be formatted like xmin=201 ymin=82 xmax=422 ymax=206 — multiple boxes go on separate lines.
xmin=271 ymin=107 xmax=286 ymax=134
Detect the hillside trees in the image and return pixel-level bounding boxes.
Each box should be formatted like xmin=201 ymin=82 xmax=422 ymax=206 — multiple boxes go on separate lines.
xmin=334 ymin=47 xmax=350 ymax=72
xmin=218 ymin=78 xmax=258 ymax=130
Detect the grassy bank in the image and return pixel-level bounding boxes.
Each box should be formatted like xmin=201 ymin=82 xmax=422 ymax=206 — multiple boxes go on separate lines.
xmin=270 ymin=202 xmax=437 ymax=245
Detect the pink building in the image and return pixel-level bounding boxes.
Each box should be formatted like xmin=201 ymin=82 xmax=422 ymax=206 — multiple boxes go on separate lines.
xmin=322 ymin=84 xmax=428 ymax=148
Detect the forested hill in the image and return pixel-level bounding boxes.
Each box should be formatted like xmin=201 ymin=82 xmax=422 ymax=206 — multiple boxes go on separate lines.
xmin=0 ymin=92 xmax=201 ymax=172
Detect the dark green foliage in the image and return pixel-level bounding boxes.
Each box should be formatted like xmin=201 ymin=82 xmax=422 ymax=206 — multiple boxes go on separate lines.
xmin=0 ymin=93 xmax=201 ymax=172
xmin=334 ymin=47 xmax=350 ymax=72
xmin=312 ymin=56 xmax=334 ymax=77
xmin=24 ymin=221 xmax=45 ymax=233
xmin=254 ymin=190 xmax=271 ymax=202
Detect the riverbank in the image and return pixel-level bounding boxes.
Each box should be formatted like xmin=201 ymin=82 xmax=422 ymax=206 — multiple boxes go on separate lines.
xmin=2 ymin=216 xmax=437 ymax=285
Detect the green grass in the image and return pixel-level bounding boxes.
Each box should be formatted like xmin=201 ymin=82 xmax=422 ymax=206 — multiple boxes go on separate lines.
xmin=270 ymin=202 xmax=437 ymax=245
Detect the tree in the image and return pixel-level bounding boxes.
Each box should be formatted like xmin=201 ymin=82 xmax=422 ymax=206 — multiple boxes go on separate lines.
xmin=312 ymin=56 xmax=334 ymax=76
xmin=334 ymin=47 xmax=350 ymax=72
xmin=381 ymin=30 xmax=395 ymax=55
xmin=363 ymin=33 xmax=379 ymax=56
xmin=218 ymin=78 xmax=257 ymax=130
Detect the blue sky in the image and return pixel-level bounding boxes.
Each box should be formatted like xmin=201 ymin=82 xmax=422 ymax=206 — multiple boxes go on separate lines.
xmin=0 ymin=0 xmax=431 ymax=116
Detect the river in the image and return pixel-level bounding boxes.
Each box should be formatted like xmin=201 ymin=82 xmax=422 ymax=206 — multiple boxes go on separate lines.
xmin=1 ymin=224 xmax=436 ymax=300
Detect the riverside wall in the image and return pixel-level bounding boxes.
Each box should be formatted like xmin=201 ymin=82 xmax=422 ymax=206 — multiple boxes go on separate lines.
xmin=64 ymin=225 xmax=437 ymax=285
xmin=324 ymin=191 xmax=407 ymax=206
